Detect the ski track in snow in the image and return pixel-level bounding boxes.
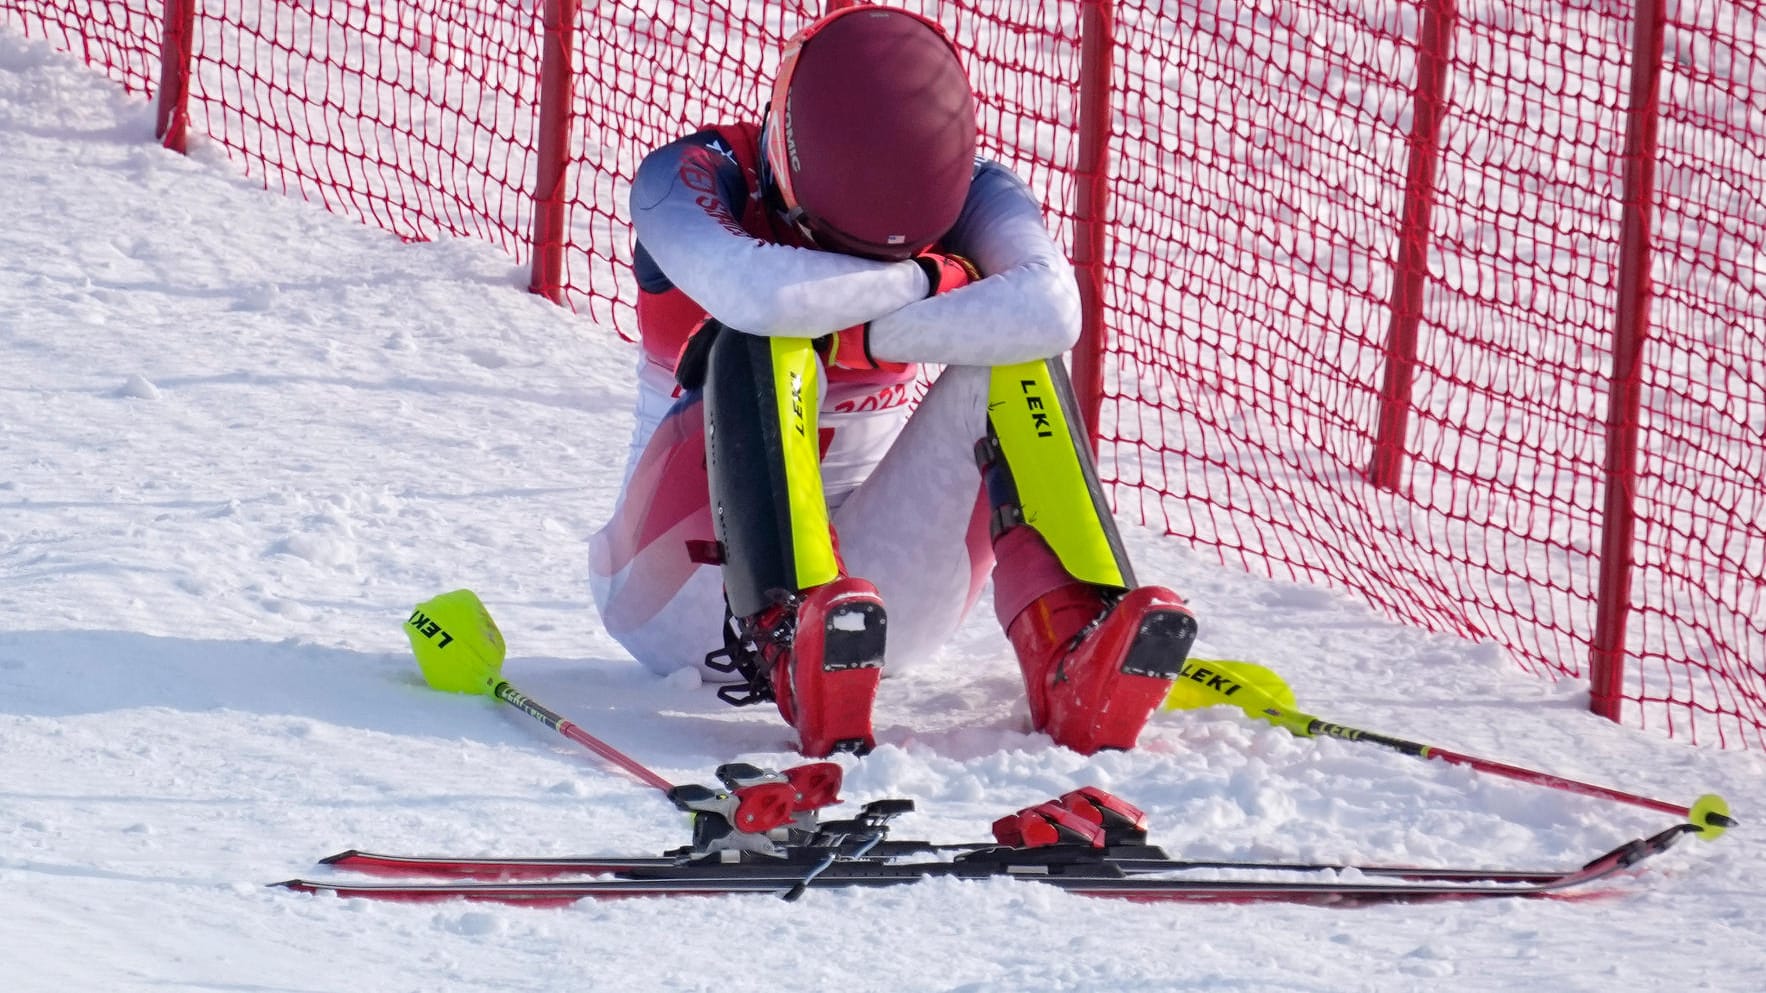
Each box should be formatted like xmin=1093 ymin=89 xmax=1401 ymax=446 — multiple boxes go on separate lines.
xmin=2 ymin=31 xmax=1763 ymax=993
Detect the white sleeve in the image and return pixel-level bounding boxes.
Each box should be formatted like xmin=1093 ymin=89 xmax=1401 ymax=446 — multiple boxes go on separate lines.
xmin=631 ymin=146 xmax=1080 ymax=364
xmin=628 ymin=140 xmax=928 ymax=336
xmin=863 ymin=163 xmax=1082 ymax=367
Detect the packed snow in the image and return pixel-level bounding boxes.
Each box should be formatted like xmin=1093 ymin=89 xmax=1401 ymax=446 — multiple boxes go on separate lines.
xmin=2 ymin=30 xmax=1763 ymax=993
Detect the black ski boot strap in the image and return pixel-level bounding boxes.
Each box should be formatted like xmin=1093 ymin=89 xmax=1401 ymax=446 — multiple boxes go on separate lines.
xmin=704 ymin=591 xmax=798 ymax=708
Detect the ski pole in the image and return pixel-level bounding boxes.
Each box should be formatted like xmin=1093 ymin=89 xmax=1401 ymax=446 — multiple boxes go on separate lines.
xmin=1164 ymin=657 xmax=1735 ymax=839
xmin=403 ymin=589 xmax=676 ymax=794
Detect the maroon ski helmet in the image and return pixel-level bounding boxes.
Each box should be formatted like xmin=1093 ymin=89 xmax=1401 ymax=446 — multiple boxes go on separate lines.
xmin=763 ymin=6 xmax=977 ymax=260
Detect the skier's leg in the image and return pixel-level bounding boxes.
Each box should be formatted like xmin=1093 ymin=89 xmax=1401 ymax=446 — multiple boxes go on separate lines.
xmin=977 ymin=359 xmax=1198 ymax=753
xmin=589 ymin=391 xmax=730 ymax=677
xmin=832 ymin=359 xmax=1195 ymax=752
xmin=702 ymin=329 xmax=885 ymax=756
xmin=831 ymin=365 xmax=995 ymax=668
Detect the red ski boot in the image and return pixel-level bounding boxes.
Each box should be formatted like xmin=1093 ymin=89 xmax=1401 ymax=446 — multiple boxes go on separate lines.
xmin=1007 ymin=583 xmax=1196 ymax=754
xmin=746 ymin=577 xmax=887 ymax=757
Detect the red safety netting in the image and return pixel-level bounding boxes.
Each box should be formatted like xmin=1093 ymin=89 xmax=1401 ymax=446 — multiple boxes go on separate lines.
xmin=5 ymin=0 xmax=1762 ymax=747
xmin=1 ymin=0 xmax=159 ymax=91
xmin=1628 ymin=0 xmax=1766 ymax=744
xmin=1103 ymin=0 xmax=1765 ymax=747
xmin=190 ymin=2 xmax=545 ymax=250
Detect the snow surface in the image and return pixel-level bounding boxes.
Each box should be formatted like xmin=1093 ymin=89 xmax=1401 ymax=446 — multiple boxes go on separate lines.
xmin=3 ymin=30 xmax=1764 ymax=993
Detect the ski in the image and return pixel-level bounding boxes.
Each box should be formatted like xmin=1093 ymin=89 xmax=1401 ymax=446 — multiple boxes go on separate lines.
xmin=275 ymin=769 xmax=1707 ymax=908
xmin=316 ymin=840 xmax=992 ymax=880
xmin=317 ymin=842 xmax=1573 ymax=885
xmin=277 ymin=822 xmax=1695 ymax=907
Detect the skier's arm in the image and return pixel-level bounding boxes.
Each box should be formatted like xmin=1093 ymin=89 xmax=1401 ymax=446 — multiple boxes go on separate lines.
xmin=633 ymin=140 xmax=1077 ymax=365
xmin=863 ymin=162 xmax=1083 ymax=367
xmin=630 ymin=134 xmax=926 ymax=336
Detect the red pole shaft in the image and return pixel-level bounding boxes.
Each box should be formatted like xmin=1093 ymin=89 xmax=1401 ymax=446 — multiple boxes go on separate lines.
xmin=495 ymin=682 xmax=676 ymax=793
xmin=1306 ymin=716 xmax=1706 ymax=819
xmin=1424 ymin=747 xmax=1690 ymax=818
xmin=552 ymin=719 xmax=677 ymax=794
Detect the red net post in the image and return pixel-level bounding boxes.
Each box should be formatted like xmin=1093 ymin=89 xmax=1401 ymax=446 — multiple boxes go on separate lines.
xmin=1589 ymin=0 xmax=1668 ymax=723
xmin=1366 ymin=0 xmax=1456 ymax=490
xmin=152 ymin=0 xmax=194 ymax=151
xmin=1069 ymin=0 xmax=1116 ymax=445
xmin=528 ymin=0 xmax=578 ymax=303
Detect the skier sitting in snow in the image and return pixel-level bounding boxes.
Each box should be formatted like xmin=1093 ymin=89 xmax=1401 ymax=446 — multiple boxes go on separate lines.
xmin=589 ymin=4 xmax=1197 ymax=758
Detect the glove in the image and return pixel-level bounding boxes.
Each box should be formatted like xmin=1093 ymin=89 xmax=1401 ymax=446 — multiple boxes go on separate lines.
xmin=818 ymin=252 xmax=980 ymax=372
xmin=818 ymin=323 xmax=908 ymax=374
xmin=912 ymin=251 xmax=981 ymax=297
